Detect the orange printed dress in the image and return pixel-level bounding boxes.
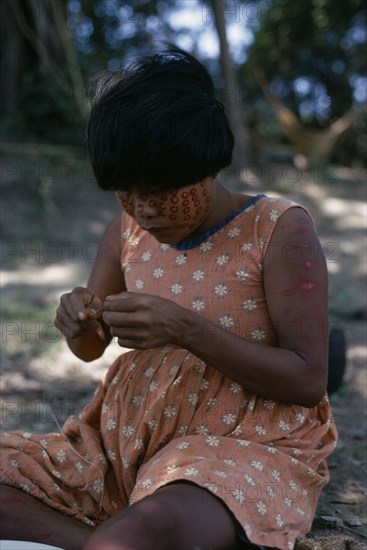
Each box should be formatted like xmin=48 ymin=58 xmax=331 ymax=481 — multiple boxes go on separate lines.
xmin=0 ymin=195 xmax=337 ymax=549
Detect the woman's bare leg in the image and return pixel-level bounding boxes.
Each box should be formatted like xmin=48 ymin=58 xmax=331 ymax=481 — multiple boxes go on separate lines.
xmin=0 ymin=485 xmax=93 ymax=550
xmin=84 ymin=481 xmax=250 ymax=550
xmin=1 ymin=482 xmax=261 ymax=550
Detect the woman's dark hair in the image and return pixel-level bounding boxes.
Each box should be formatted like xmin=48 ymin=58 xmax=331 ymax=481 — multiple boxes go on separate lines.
xmin=87 ymin=46 xmax=234 ymax=191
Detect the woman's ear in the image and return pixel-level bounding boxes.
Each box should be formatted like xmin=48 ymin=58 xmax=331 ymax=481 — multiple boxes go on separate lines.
xmin=115 ymin=191 xmax=124 ymax=203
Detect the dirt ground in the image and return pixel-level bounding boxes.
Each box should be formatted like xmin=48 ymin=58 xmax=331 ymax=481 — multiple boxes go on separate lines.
xmin=0 ymin=156 xmax=366 ymax=547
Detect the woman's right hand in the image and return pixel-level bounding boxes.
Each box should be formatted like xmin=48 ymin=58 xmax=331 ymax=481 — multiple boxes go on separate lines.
xmin=54 ymin=286 xmax=105 ymax=340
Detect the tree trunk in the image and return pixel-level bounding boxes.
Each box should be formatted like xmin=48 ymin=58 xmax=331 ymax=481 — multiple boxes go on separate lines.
xmin=209 ymin=0 xmax=252 ymax=177
xmin=0 ymin=1 xmax=36 ymax=117
xmin=0 ymin=0 xmax=87 ymax=120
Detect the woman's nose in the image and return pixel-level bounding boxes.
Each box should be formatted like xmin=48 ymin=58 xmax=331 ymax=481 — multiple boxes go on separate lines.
xmin=134 ymin=196 xmax=160 ymax=218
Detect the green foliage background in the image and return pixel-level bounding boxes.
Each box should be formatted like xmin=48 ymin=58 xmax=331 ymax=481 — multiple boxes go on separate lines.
xmin=2 ymin=0 xmax=366 ymax=165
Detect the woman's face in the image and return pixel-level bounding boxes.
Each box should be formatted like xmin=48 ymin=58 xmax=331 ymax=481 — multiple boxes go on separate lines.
xmin=115 ymin=177 xmax=215 ymax=243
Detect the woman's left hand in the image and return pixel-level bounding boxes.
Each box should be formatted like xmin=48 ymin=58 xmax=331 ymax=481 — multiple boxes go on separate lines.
xmin=102 ymin=292 xmax=187 ymax=349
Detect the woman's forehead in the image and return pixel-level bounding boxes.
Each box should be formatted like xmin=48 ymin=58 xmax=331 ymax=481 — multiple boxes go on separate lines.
xmin=122 ymin=180 xmax=207 ymax=197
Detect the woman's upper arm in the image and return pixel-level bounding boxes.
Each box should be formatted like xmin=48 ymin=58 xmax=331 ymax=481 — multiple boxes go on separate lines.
xmin=263 ymin=207 xmax=329 ymax=396
xmin=87 ymin=213 xmax=126 ymax=301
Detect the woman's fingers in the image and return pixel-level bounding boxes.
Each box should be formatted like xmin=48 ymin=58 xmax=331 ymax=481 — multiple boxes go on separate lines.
xmin=55 ymin=287 xmax=103 ymax=339
xmin=71 ymin=287 xmax=102 ymax=320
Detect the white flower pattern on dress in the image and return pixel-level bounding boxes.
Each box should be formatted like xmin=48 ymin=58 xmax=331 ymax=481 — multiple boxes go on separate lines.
xmin=269 ymin=209 xmax=280 ymax=222
xmin=206 ymin=435 xmax=221 ymax=447
xmin=244 ymin=474 xmax=256 ymax=486
xmin=106 ymin=418 xmax=117 ymax=431
xmin=163 ymin=404 xmax=177 ymax=419
xmin=135 ymin=278 xmax=144 ymax=290
xmin=92 ymin=479 xmax=104 ymax=494
xmin=229 ymin=382 xmax=242 ymax=395
xmin=108 ymin=450 xmax=116 ymax=461
xmin=192 ymin=299 xmax=205 ymax=312
xmin=242 ymin=299 xmax=257 ymax=312
xmin=204 ymin=482 xmax=219 ymax=493
xmin=184 ymin=467 xmax=199 ymax=476
xmin=187 ymin=393 xmax=199 ymax=407
xmin=195 ymin=424 xmax=209 ymax=435
xmin=228 ymin=227 xmax=241 ymax=238
xmin=216 ymin=254 xmax=230 ymax=266
xmin=176 ymin=254 xmax=187 ymax=266
xmin=219 ymin=315 xmax=235 ymax=329
xmin=122 ymin=425 xmax=134 ymax=437
xmin=132 ymin=395 xmax=144 ymax=409
xmin=192 ymin=269 xmax=205 ymax=282
xmin=255 ymin=425 xmax=267 ymax=436
xmin=256 ymin=501 xmax=267 ymax=515
xmin=235 ymin=269 xmax=252 ymax=283
xmin=241 ymin=241 xmax=253 ymax=252
xmin=251 ymin=460 xmax=264 ymax=471
xmin=222 ymin=412 xmax=236 ymax=425
xmin=56 ymin=450 xmax=67 ymax=463
xmin=214 ymin=283 xmax=228 ymax=297
xmin=251 ymin=328 xmax=266 ymax=341
xmin=200 ymin=241 xmax=214 ymax=253
xmin=141 ymin=251 xmax=152 ymax=262
xmin=171 ymin=283 xmax=183 ymax=295
xmin=232 ymin=488 xmax=245 ymax=504
xmin=153 ymin=267 xmax=165 ymax=279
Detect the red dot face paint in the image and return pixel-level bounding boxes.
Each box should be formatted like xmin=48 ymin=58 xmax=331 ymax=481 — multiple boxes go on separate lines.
xmin=116 ymin=191 xmax=135 ymax=216
xmin=115 ymin=179 xmax=214 ymax=243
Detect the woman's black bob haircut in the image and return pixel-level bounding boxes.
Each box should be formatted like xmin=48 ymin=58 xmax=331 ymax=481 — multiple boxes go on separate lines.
xmin=87 ymin=46 xmax=234 ymax=192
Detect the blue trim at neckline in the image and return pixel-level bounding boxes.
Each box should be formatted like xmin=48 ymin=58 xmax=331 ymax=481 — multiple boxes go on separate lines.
xmin=170 ymin=194 xmax=267 ymax=251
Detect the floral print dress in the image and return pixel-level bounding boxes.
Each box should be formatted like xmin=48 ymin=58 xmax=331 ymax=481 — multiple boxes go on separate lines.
xmin=0 ymin=195 xmax=337 ymax=549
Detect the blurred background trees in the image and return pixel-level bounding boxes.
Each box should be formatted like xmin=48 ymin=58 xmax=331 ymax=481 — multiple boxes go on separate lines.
xmin=0 ymin=0 xmax=366 ymax=167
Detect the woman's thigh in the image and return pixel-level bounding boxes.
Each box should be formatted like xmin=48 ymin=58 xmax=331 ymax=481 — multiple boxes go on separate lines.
xmin=85 ymin=481 xmax=254 ymax=550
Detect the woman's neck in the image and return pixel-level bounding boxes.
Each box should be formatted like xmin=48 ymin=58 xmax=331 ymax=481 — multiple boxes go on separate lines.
xmin=194 ymin=180 xmax=253 ymax=236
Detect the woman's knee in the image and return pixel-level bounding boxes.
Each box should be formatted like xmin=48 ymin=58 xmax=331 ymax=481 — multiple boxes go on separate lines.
xmin=87 ymin=482 xmax=240 ymax=550
xmin=85 ymin=491 xmax=179 ymax=550
xmin=127 ymin=490 xmax=180 ymax=544
xmin=124 ymin=483 xmax=238 ymax=549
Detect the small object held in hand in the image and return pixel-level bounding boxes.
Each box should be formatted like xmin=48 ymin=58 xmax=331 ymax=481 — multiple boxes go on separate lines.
xmin=94 ymin=306 xmax=104 ymax=318
xmin=85 ymin=294 xmax=104 ymax=318
xmin=86 ymin=293 xmax=95 ymax=307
